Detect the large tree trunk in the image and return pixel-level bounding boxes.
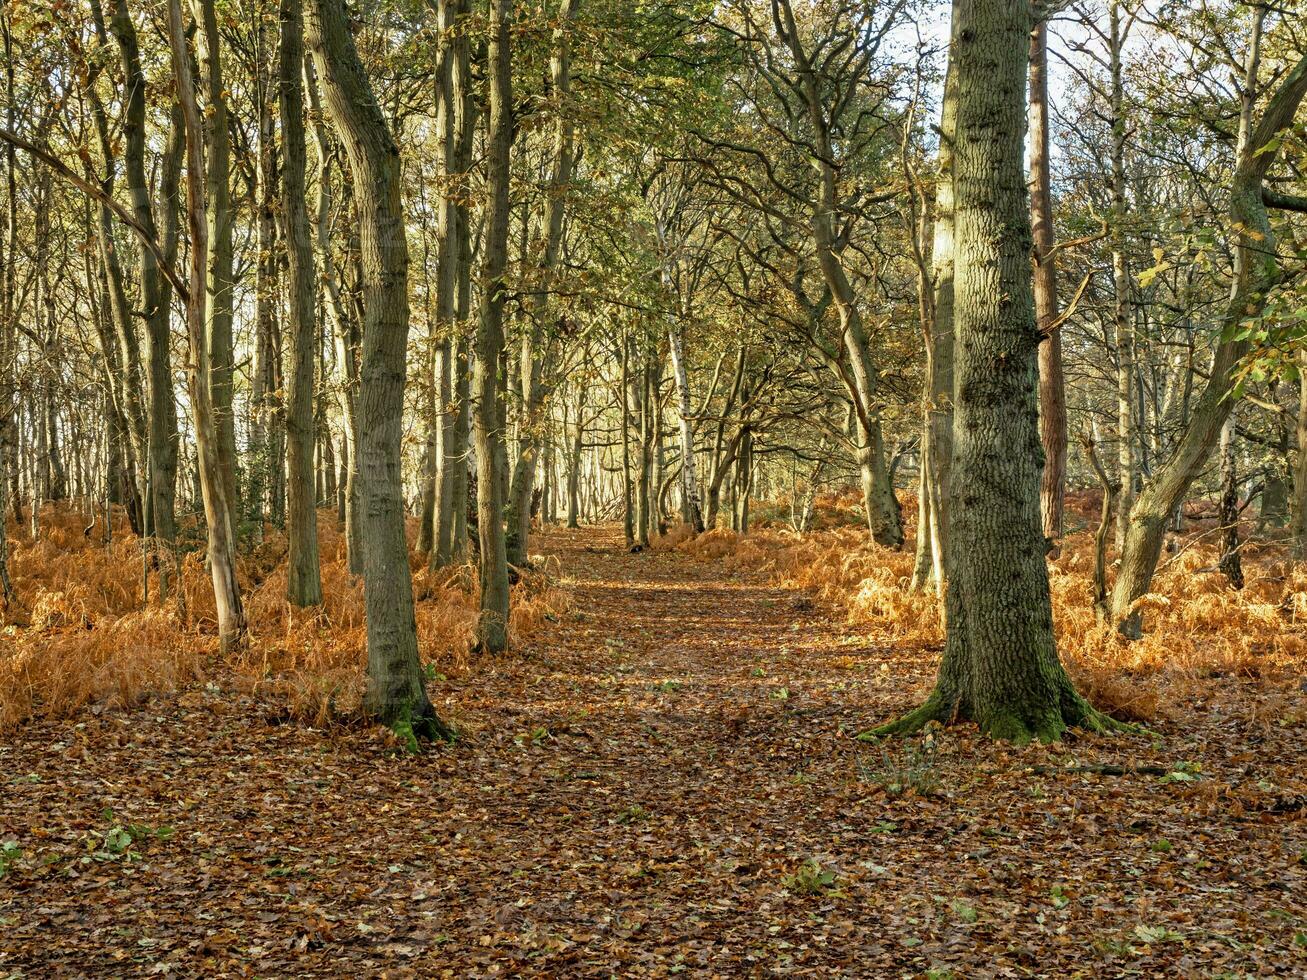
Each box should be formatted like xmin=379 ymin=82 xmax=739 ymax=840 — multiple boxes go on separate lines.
xmin=167 ymin=0 xmax=245 ymax=652
xmin=306 ymin=0 xmax=450 ymax=736
xmin=472 ymin=0 xmax=513 ymax=652
xmin=1111 ymin=22 xmax=1306 ymax=635
xmin=279 ymin=0 xmax=323 ymax=606
xmin=877 ymin=0 xmax=1117 ymax=743
xmin=1030 ymin=17 xmax=1065 ymax=549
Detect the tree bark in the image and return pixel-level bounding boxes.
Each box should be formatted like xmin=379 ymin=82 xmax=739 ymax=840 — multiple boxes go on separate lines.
xmin=472 ymin=0 xmax=513 ymax=652
xmin=306 ymin=0 xmax=450 ymax=736
xmin=280 ymin=0 xmax=323 ymax=605
xmin=877 ymin=0 xmax=1118 ymax=743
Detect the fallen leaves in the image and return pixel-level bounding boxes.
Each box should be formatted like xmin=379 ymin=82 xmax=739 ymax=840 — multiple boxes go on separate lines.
xmin=0 ymin=523 xmax=1304 ymax=977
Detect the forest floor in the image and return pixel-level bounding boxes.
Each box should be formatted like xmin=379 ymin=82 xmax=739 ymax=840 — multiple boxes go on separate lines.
xmin=1 ymin=524 xmax=1305 ymax=978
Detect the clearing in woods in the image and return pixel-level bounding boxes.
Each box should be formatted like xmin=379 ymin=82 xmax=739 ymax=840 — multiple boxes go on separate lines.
xmin=1 ymin=526 xmax=1303 ymax=977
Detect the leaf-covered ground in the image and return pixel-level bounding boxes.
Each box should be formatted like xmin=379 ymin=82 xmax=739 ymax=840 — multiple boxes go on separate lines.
xmin=2 ymin=526 xmax=1304 ymax=977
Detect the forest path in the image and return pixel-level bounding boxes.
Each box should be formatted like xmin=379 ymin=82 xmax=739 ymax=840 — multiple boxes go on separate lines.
xmin=2 ymin=525 xmax=1302 ymax=978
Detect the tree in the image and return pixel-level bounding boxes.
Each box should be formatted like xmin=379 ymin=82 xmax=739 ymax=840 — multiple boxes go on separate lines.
xmin=1111 ymin=16 xmax=1307 ymax=637
xmin=279 ymin=0 xmax=323 ymax=606
xmin=877 ymin=0 xmax=1121 ymax=743
xmin=167 ymin=0 xmax=246 ymax=653
xmin=1030 ymin=14 xmax=1065 ymax=549
xmin=305 ymin=0 xmax=451 ymax=736
xmin=472 ymin=0 xmax=514 ymax=653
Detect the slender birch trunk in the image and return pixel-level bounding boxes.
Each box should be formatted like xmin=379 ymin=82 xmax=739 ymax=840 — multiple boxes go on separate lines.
xmin=167 ymin=0 xmax=245 ymax=652
xmin=1030 ymin=16 xmax=1065 ymax=549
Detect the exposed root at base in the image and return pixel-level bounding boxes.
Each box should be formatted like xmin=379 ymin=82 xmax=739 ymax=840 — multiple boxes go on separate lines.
xmin=867 ymin=688 xmax=1139 ymax=745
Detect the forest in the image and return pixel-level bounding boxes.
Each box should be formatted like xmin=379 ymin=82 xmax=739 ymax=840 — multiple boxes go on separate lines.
xmin=0 ymin=0 xmax=1304 ymax=974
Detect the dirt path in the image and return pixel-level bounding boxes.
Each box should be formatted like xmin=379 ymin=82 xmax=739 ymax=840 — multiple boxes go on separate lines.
xmin=2 ymin=526 xmax=1303 ymax=977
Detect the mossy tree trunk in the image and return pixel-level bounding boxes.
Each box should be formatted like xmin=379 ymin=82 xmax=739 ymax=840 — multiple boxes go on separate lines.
xmin=877 ymin=0 xmax=1118 ymax=744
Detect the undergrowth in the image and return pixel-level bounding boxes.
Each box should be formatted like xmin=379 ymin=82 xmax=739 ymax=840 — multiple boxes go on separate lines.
xmin=0 ymin=503 xmax=567 ymax=730
xmin=660 ymin=490 xmax=1307 ymax=724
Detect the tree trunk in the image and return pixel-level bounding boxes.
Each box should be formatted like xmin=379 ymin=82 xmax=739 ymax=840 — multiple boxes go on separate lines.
xmin=877 ymin=0 xmax=1118 ymax=743
xmin=167 ymin=0 xmax=245 ymax=652
xmin=280 ymin=0 xmax=323 ymax=605
xmin=667 ymin=321 xmax=705 ymax=533
xmin=911 ymin=52 xmax=957 ymax=592
xmin=306 ymin=0 xmax=450 ymax=737
xmin=305 ymin=56 xmax=364 ymax=575
xmin=505 ymin=0 xmax=579 ymax=564
xmin=1291 ymin=354 xmax=1307 ymax=559
xmin=1217 ymin=414 xmax=1243 ymax=589
xmin=437 ymin=0 xmax=474 ymax=567
xmin=1030 ymin=17 xmax=1065 ymax=550
xmin=734 ymin=426 xmax=752 ymax=534
xmin=472 ymin=0 xmax=513 ymax=652
xmin=109 ymin=0 xmax=179 ymax=546
xmin=1109 ymin=0 xmax=1134 ymax=551
xmin=620 ymin=337 xmax=634 ymax=547
xmin=193 ymin=0 xmax=239 ymax=525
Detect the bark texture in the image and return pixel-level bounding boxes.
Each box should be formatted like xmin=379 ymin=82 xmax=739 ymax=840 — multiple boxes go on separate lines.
xmin=472 ymin=0 xmax=514 ymax=652
xmin=876 ymin=0 xmax=1118 ymax=743
xmin=306 ymin=0 xmax=449 ymax=736
xmin=280 ymin=0 xmax=323 ymax=605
